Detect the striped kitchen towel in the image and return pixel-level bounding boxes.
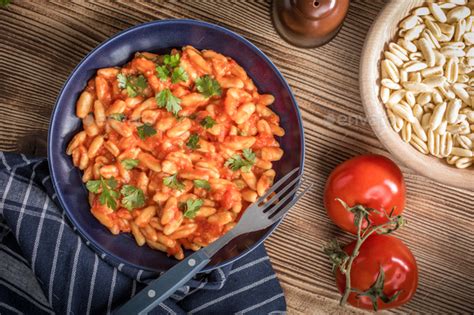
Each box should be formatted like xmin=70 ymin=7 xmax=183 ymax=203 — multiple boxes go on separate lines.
xmin=0 ymin=152 xmax=286 ymax=314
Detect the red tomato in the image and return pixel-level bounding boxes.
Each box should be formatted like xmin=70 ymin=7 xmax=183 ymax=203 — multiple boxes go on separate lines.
xmin=324 ymin=154 xmax=406 ymax=234
xmin=336 ymin=235 xmax=418 ymax=310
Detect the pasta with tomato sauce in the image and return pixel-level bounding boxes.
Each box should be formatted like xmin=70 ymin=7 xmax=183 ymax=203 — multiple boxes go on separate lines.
xmin=66 ymin=46 xmax=285 ymax=260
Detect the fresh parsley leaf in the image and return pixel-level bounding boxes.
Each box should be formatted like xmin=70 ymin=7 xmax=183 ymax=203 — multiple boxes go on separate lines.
xmin=193 ymin=179 xmax=210 ymax=191
xmin=121 ymin=159 xmax=139 ymax=170
xmin=242 ymin=148 xmax=256 ymax=163
xmin=86 ymin=180 xmax=101 ymax=193
xmin=86 ymin=177 xmax=119 ymax=210
xmin=117 ymin=74 xmax=148 ymax=97
xmin=163 ymin=173 xmax=185 ymax=191
xmin=186 ymin=134 xmax=201 ymax=150
xmin=163 ymin=54 xmax=180 ymax=68
xmin=200 ymin=116 xmax=216 ymax=129
xmin=195 ymin=75 xmax=222 ymax=98
xmin=99 ymin=192 xmax=117 ymax=210
xmin=120 ymin=185 xmax=145 ymax=210
xmin=128 ymin=75 xmax=147 ymax=97
xmin=224 ymin=149 xmax=256 ymax=172
xmin=117 ymin=73 xmax=127 ymax=89
xmin=156 ymin=89 xmax=182 ymax=115
xmin=99 ymin=177 xmax=120 ymax=210
xmin=225 ymin=155 xmax=246 ymax=172
xmin=105 ymin=177 xmax=118 ymax=189
xmin=0 ymin=0 xmax=9 ymax=6
xmin=134 ymin=75 xmax=148 ymax=91
xmin=109 ymin=113 xmax=125 ymax=121
xmin=171 ymin=67 xmax=188 ymax=84
xmin=156 ymin=53 xmax=184 ymax=82
xmin=126 ymin=85 xmax=137 ymax=97
xmin=137 ymin=123 xmax=157 ymax=140
xmin=240 ymin=163 xmax=254 ymax=173
xmin=156 ymin=65 xmax=170 ymax=81
xmin=182 ymin=198 xmax=203 ymax=219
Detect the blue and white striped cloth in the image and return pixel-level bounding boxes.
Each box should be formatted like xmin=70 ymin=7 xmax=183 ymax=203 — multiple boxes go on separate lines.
xmin=0 ymin=152 xmax=286 ymax=314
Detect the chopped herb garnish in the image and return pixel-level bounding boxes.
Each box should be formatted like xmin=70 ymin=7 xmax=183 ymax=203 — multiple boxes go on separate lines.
xmin=86 ymin=177 xmax=119 ymax=210
xmin=181 ymin=198 xmax=203 ymax=219
xmin=109 ymin=113 xmax=126 ymax=121
xmin=163 ymin=54 xmax=180 ymax=68
xmin=242 ymin=148 xmax=256 ymax=163
xmin=200 ymin=116 xmax=216 ymax=129
xmin=224 ymin=148 xmax=256 ymax=172
xmin=171 ymin=67 xmax=188 ymax=84
xmin=126 ymin=85 xmax=136 ymax=97
xmin=156 ymin=88 xmax=182 ymax=115
xmin=0 ymin=0 xmax=11 ymax=7
xmin=120 ymin=185 xmax=145 ymax=210
xmin=117 ymin=73 xmax=127 ymax=89
xmin=156 ymin=53 xmax=187 ymax=83
xmin=195 ymin=75 xmax=222 ymax=98
xmin=186 ymin=134 xmax=201 ymax=150
xmin=194 ymin=179 xmax=210 ymax=191
xmin=163 ymin=173 xmax=185 ymax=191
xmin=133 ymin=76 xmax=148 ymax=94
xmin=117 ymin=73 xmax=148 ymax=97
xmin=137 ymin=123 xmax=157 ymax=140
xmin=86 ymin=180 xmax=101 ymax=193
xmin=121 ymin=159 xmax=139 ymax=170
xmin=156 ymin=65 xmax=170 ymax=81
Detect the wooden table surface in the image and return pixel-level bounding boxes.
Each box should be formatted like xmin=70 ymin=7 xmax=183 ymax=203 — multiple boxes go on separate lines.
xmin=1 ymin=1 xmax=473 ymax=314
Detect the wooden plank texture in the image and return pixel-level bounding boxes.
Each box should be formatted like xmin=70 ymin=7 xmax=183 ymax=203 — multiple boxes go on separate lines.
xmin=0 ymin=1 xmax=472 ymax=314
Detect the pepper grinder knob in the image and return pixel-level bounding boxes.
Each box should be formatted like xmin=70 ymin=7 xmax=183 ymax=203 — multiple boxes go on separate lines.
xmin=272 ymin=0 xmax=350 ymax=48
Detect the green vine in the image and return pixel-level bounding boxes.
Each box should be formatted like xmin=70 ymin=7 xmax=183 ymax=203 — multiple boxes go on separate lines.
xmin=323 ymin=199 xmax=406 ymax=311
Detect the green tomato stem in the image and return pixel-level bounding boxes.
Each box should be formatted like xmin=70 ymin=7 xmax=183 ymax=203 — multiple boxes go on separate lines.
xmin=339 ymin=214 xmax=363 ymax=306
xmin=338 ymin=205 xmax=402 ymax=307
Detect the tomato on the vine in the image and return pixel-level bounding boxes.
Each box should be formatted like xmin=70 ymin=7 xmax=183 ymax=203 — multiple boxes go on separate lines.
xmin=324 ymin=154 xmax=406 ymax=234
xmin=335 ymin=234 xmax=418 ymax=310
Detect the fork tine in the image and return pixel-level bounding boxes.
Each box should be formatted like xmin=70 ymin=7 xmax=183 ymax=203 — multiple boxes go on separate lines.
xmin=269 ymin=183 xmax=313 ymax=222
xmin=262 ymin=175 xmax=302 ymax=212
xmin=256 ymin=167 xmax=300 ymax=204
xmin=266 ymin=179 xmax=305 ymax=217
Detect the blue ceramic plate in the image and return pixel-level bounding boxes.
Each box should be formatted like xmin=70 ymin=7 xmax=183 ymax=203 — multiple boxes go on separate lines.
xmin=48 ymin=19 xmax=305 ymax=273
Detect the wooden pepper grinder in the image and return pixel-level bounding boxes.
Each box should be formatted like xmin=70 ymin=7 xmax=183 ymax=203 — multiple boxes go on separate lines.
xmin=272 ymin=0 xmax=350 ymax=48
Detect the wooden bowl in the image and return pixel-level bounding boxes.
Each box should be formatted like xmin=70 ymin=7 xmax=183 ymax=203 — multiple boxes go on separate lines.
xmin=360 ymin=0 xmax=474 ymax=191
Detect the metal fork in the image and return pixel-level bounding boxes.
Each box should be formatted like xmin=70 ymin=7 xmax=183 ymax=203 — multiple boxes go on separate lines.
xmin=114 ymin=168 xmax=311 ymax=315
